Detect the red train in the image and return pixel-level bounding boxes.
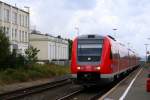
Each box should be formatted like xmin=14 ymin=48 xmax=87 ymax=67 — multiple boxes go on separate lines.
xmin=71 ymin=34 xmax=140 ymax=85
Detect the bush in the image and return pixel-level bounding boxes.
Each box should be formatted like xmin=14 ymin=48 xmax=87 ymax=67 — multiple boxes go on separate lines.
xmin=25 ymin=46 xmax=40 ymax=66
xmin=0 ymin=28 xmax=39 ymax=69
xmin=0 ymin=28 xmax=10 ymax=69
xmin=0 ymin=63 xmax=70 ymax=85
xmin=3 ymin=50 xmax=27 ymax=69
xmin=0 ymin=68 xmax=28 ymax=84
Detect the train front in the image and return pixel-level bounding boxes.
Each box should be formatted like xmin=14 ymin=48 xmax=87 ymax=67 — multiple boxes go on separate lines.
xmin=71 ymin=35 xmax=104 ymax=85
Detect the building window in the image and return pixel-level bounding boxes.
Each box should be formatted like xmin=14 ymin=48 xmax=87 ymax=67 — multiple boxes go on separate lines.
xmin=22 ymin=31 xmax=24 ymax=42
xmin=0 ymin=7 xmax=1 ymax=20
xmin=53 ymin=45 xmax=55 ymax=59
xmin=15 ymin=29 xmax=17 ymax=40
xmin=56 ymin=46 xmax=58 ymax=59
xmin=7 ymin=27 xmax=9 ymax=34
xmin=25 ymin=16 xmax=28 ymax=27
xmin=19 ymin=30 xmax=21 ymax=42
xmin=49 ymin=45 xmax=51 ymax=60
xmin=12 ymin=12 xmax=17 ymax=24
xmin=4 ymin=9 xmax=9 ymax=22
xmin=19 ymin=14 xmax=21 ymax=26
xmin=12 ymin=28 xmax=14 ymax=40
xmin=24 ymin=15 xmax=26 ymax=27
xmin=27 ymin=32 xmax=28 ymax=42
xmin=25 ymin=32 xmax=28 ymax=42
xmin=6 ymin=27 xmax=9 ymax=36
xmin=3 ymin=26 xmax=6 ymax=33
xmin=22 ymin=15 xmax=24 ymax=26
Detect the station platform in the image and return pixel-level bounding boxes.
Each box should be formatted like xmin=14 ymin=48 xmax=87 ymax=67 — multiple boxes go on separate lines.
xmin=125 ymin=67 xmax=150 ymax=100
xmin=99 ymin=66 xmax=150 ymax=100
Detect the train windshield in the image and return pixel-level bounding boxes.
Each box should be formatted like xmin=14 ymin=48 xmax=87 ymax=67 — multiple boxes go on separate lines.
xmin=77 ymin=39 xmax=103 ymax=63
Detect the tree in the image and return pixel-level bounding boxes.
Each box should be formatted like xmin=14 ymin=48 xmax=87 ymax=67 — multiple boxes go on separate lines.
xmin=68 ymin=39 xmax=73 ymax=60
xmin=6 ymin=49 xmax=27 ymax=68
xmin=57 ymin=35 xmax=61 ymax=38
xmin=0 ymin=28 xmax=10 ymax=67
xmin=148 ymin=55 xmax=150 ymax=63
xmin=25 ymin=45 xmax=40 ymax=65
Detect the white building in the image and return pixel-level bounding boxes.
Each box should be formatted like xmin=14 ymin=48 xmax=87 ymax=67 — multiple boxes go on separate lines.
xmin=0 ymin=1 xmax=30 ymax=54
xmin=30 ymin=32 xmax=69 ymax=62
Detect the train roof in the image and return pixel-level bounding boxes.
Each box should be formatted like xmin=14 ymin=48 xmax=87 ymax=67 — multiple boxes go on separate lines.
xmin=77 ymin=34 xmax=104 ymax=39
xmin=106 ymin=35 xmax=138 ymax=55
xmin=107 ymin=35 xmax=116 ymax=41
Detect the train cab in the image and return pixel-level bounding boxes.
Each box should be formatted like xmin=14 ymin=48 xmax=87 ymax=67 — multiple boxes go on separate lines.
xmin=71 ymin=34 xmax=139 ymax=85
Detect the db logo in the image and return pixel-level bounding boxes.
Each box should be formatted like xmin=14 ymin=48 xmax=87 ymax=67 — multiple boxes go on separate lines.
xmin=86 ymin=66 xmax=91 ymax=70
xmin=88 ymin=57 xmax=91 ymax=61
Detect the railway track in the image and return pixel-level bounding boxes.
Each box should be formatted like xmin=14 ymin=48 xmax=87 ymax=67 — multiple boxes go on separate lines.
xmin=55 ymin=65 xmax=141 ymax=100
xmin=55 ymin=82 xmax=115 ymax=100
xmin=54 ymin=83 xmax=115 ymax=100
xmin=0 ymin=65 xmax=141 ymax=100
xmin=56 ymin=88 xmax=84 ymax=100
xmin=0 ymin=77 xmax=71 ymax=100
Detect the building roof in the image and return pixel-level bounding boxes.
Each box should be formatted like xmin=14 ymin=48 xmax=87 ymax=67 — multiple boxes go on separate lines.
xmin=30 ymin=32 xmax=69 ymax=44
xmin=0 ymin=1 xmax=29 ymax=14
xmin=31 ymin=30 xmax=68 ymax=41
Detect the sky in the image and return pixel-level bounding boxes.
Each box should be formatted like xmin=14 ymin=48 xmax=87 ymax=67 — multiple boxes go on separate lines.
xmin=2 ymin=0 xmax=150 ymax=57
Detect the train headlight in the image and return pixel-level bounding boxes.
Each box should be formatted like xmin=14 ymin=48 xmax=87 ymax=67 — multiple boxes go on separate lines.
xmin=77 ymin=66 xmax=81 ymax=70
xmin=96 ymin=66 xmax=101 ymax=70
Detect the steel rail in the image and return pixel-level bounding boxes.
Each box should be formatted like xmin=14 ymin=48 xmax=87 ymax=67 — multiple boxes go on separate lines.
xmin=56 ymin=88 xmax=84 ymax=100
xmin=0 ymin=77 xmax=71 ymax=100
xmin=58 ymin=65 xmax=141 ymax=100
xmin=56 ymin=65 xmax=141 ymax=100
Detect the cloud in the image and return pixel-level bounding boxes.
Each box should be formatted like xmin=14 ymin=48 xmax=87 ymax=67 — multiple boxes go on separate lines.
xmin=2 ymin=0 xmax=150 ymax=57
xmin=63 ymin=0 xmax=97 ymax=10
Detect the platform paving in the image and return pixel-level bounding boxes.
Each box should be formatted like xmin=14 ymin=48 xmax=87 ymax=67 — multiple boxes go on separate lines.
xmin=125 ymin=67 xmax=150 ymax=100
xmin=100 ymin=66 xmax=150 ymax=100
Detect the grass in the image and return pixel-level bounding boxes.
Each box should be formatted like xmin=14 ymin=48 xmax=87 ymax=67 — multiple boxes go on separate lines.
xmin=144 ymin=63 xmax=150 ymax=69
xmin=0 ymin=63 xmax=70 ymax=85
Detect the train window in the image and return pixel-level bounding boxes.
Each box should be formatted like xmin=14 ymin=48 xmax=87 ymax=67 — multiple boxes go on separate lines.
xmin=78 ymin=44 xmax=102 ymax=48
xmin=77 ymin=39 xmax=103 ymax=62
xmin=78 ymin=39 xmax=103 ymax=44
xmin=88 ymin=35 xmax=95 ymax=38
xmin=110 ymin=50 xmax=112 ymax=59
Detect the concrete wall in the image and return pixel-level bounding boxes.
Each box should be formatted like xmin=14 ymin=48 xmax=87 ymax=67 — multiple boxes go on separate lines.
xmin=48 ymin=41 xmax=68 ymax=60
xmin=30 ymin=33 xmax=69 ymax=62
xmin=30 ymin=40 xmax=48 ymax=61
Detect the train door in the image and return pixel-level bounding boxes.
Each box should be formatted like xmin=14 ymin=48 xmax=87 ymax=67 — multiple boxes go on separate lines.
xmin=117 ymin=46 xmax=120 ymax=73
xmin=111 ymin=42 xmax=120 ymax=73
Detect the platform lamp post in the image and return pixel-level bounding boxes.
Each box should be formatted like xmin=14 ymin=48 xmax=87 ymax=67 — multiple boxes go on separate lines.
xmin=144 ymin=44 xmax=150 ymax=63
xmin=127 ymin=42 xmax=130 ymax=55
xmin=75 ymin=27 xmax=79 ymax=36
xmin=127 ymin=42 xmax=130 ymax=49
xmin=146 ymin=38 xmax=150 ymax=62
xmin=127 ymin=42 xmax=130 ymax=65
xmin=112 ymin=28 xmax=117 ymax=38
xmin=24 ymin=6 xmax=30 ymax=12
